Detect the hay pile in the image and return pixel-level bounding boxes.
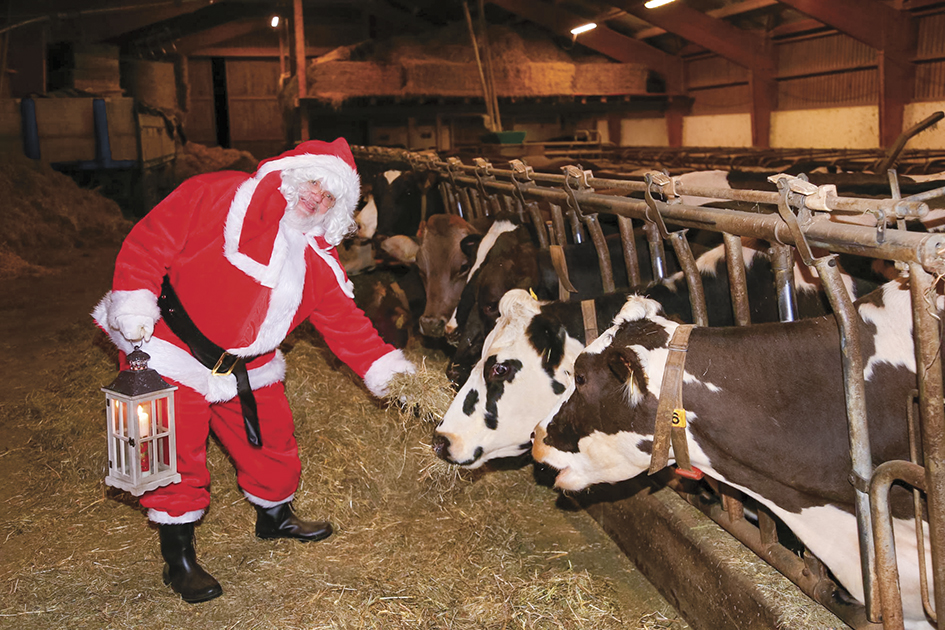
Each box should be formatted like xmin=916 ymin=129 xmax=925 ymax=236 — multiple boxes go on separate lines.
xmin=172 ymin=141 xmax=258 ymax=184
xmin=0 ymin=315 xmax=687 ymax=629
xmin=0 ymin=154 xmax=131 ymax=279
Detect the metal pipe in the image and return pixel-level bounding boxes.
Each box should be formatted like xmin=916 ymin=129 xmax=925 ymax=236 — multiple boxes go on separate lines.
xmin=550 ymin=204 xmax=568 ymax=247
xmin=568 ymin=209 xmax=585 ymax=244
xmin=908 ymin=263 xmax=945 ymax=624
xmin=618 ymin=216 xmax=642 ymax=286
xmin=668 ymin=231 xmax=707 ymax=326
xmin=813 ymin=255 xmax=877 ymax=622
xmin=722 ymin=233 xmax=752 ymax=326
xmin=769 ymin=244 xmax=798 ymax=322
xmin=870 ymin=459 xmax=928 ymax=630
xmin=525 ymin=201 xmax=549 ymax=249
xmin=644 ymin=221 xmax=668 ymax=282
xmin=583 ymin=214 xmax=615 ymax=293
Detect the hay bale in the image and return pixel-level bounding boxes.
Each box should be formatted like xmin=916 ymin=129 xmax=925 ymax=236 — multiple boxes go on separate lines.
xmin=172 ymin=141 xmax=258 ymax=184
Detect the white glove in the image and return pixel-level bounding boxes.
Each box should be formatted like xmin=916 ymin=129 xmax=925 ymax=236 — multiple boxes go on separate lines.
xmin=115 ymin=314 xmax=155 ymax=343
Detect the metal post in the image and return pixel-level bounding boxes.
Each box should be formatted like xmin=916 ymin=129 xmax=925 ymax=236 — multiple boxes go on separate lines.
xmin=813 ymin=255 xmax=878 ymax=622
xmin=769 ymin=244 xmax=798 ymax=322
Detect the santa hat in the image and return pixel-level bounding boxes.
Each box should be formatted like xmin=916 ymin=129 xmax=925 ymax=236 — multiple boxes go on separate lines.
xmin=224 ymin=138 xmax=361 ymax=286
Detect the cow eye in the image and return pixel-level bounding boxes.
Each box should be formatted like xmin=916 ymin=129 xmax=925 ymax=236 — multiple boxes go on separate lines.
xmin=483 ymin=302 xmax=498 ymax=317
xmin=575 ymin=373 xmax=586 ymax=386
xmin=491 ymin=363 xmax=509 ymax=378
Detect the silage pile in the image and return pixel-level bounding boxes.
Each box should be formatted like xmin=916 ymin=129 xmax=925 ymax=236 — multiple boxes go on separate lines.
xmin=0 ymin=154 xmax=132 ymax=279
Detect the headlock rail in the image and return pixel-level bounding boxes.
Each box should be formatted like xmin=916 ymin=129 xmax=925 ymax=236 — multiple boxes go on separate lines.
xmin=354 ymin=144 xmax=945 ymax=630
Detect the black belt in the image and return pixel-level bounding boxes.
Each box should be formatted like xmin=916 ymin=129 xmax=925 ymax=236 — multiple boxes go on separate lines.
xmin=158 ymin=276 xmax=263 ymax=448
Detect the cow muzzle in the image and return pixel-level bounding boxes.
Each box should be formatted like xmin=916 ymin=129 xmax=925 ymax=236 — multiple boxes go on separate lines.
xmin=419 ymin=316 xmax=446 ymax=338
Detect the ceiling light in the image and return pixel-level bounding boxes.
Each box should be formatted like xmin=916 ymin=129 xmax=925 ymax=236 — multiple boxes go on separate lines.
xmin=270 ymin=15 xmax=281 ymax=28
xmin=570 ymin=22 xmax=597 ymax=36
xmin=644 ymin=0 xmax=676 ymax=8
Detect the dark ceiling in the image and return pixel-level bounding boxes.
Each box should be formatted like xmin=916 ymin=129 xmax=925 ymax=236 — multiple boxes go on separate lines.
xmin=3 ymin=1 xmax=943 ymax=64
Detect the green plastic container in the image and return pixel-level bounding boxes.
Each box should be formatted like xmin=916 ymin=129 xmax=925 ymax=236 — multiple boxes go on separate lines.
xmin=481 ymin=130 xmax=527 ymax=144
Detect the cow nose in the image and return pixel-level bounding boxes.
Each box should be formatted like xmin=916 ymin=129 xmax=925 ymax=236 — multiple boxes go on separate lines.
xmin=419 ymin=316 xmax=446 ymax=338
xmin=432 ymin=433 xmax=452 ymax=461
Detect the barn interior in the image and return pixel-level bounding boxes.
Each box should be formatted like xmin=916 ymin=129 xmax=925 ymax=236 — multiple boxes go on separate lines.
xmin=3 ymin=1 xmax=945 ymax=629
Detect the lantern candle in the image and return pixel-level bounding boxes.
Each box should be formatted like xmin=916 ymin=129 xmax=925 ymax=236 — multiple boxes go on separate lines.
xmin=137 ymin=404 xmax=151 ymax=473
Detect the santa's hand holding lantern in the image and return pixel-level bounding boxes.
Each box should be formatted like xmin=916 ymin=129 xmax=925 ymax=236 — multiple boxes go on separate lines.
xmin=94 ymin=138 xmax=415 ymax=604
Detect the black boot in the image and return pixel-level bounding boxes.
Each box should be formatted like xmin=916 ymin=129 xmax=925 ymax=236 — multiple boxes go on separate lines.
xmin=159 ymin=523 xmax=223 ymax=603
xmin=254 ymin=502 xmax=333 ymax=542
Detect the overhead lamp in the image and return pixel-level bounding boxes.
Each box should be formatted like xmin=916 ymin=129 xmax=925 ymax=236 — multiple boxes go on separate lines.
xmin=270 ymin=15 xmax=281 ymax=28
xmin=570 ymin=22 xmax=597 ymax=36
xmin=644 ymin=0 xmax=676 ymax=8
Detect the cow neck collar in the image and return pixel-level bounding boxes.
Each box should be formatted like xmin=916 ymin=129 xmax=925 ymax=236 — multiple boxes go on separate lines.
xmin=648 ymin=323 xmax=703 ymax=480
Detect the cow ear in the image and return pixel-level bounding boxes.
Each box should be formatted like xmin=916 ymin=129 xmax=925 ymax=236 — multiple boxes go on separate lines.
xmin=416 ymin=220 xmax=427 ymax=239
xmin=608 ymin=347 xmax=647 ymax=400
xmin=460 ymin=234 xmax=483 ymax=261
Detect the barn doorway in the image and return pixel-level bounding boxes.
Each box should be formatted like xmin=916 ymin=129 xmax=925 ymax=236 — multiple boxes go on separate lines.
xmin=211 ymin=57 xmax=230 ymax=148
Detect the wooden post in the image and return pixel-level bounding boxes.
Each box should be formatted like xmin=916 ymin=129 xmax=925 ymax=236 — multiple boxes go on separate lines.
xmin=665 ymin=96 xmax=687 ymax=148
xmin=293 ymin=0 xmax=308 ymax=141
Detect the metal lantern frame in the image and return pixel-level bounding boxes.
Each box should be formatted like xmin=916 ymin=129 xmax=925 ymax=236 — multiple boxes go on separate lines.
xmin=102 ymin=348 xmax=181 ymax=496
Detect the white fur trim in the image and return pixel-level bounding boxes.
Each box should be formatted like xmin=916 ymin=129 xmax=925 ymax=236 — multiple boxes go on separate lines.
xmin=94 ymin=296 xmax=287 ymax=402
xmin=243 ymin=490 xmax=295 ymax=508
xmin=363 ymin=349 xmax=416 ymax=398
xmin=228 ymin=228 xmax=308 ymax=357
xmin=148 ymin=508 xmax=205 ymax=525
xmin=308 ymin=236 xmax=355 ymax=298
xmin=102 ymin=289 xmax=160 ymax=332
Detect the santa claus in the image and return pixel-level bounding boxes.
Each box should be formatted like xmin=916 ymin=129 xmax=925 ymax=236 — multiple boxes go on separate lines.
xmin=93 ymin=138 xmax=415 ymax=603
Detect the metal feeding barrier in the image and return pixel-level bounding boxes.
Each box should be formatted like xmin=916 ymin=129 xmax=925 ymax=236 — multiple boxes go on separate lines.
xmin=355 ymin=144 xmax=945 ymax=630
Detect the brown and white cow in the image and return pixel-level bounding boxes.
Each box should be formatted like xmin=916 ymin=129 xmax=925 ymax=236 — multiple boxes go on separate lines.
xmin=533 ymin=278 xmax=940 ymax=629
xmin=414 ymin=213 xmax=487 ymax=338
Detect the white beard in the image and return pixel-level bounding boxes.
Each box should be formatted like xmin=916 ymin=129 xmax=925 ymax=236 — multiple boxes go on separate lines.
xmin=282 ymin=204 xmax=328 ymax=236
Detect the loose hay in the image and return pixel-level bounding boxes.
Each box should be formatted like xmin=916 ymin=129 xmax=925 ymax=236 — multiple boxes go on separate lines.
xmin=385 ymin=356 xmax=456 ymax=426
xmin=0 ymin=317 xmax=688 ymax=629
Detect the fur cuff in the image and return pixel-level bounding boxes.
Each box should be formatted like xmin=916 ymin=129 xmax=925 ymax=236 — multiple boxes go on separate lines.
xmin=363 ymin=349 xmax=416 ymax=398
xmin=102 ymin=289 xmax=160 ymax=332
xmin=242 ymin=490 xmax=295 ymax=508
xmin=147 ymin=508 xmax=205 ymax=525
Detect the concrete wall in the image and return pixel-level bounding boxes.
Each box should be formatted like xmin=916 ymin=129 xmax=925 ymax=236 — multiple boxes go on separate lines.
xmin=682 ymin=113 xmax=752 ymax=147
xmin=770 ymin=106 xmax=879 ymax=149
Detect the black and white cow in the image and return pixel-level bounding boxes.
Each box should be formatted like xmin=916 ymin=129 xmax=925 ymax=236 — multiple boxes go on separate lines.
xmin=433 ymin=237 xmax=881 ymax=470
xmin=433 ymin=289 xmax=631 ymax=467
xmin=533 ymin=278 xmax=939 ymax=629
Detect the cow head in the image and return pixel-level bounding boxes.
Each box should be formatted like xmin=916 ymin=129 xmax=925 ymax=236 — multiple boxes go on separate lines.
xmin=415 ymin=214 xmax=480 ymax=338
xmin=433 ymin=289 xmax=584 ymax=468
xmin=533 ymin=295 xmax=678 ymax=492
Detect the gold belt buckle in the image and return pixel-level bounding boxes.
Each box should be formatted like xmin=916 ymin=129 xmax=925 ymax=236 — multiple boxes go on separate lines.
xmin=211 ymin=353 xmax=237 ymax=376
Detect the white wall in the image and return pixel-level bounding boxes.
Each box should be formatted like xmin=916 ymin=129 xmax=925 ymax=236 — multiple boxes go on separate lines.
xmin=682 ymin=113 xmax=752 ymax=147
xmin=620 ymin=118 xmax=668 ymax=146
xmin=770 ymin=106 xmax=878 ymax=149
xmin=903 ymin=101 xmax=945 ymax=150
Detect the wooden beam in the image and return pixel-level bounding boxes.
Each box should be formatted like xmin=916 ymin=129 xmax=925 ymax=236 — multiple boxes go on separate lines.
xmin=43 ymin=0 xmax=215 ymax=44
xmin=487 ymin=0 xmax=683 ymax=92
xmin=616 ymin=1 xmax=775 ymax=74
xmin=175 ymin=19 xmax=268 ymax=56
xmin=294 ymin=0 xmax=309 ymax=141
xmin=635 ymin=0 xmax=779 ymax=40
xmin=776 ymin=0 xmax=913 ymax=60
xmin=188 ymin=46 xmax=333 ymax=59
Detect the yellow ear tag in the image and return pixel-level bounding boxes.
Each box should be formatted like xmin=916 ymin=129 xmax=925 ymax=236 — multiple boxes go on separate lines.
xmin=671 ymin=408 xmax=687 ymax=428
xmin=528 ymin=288 xmax=538 ymax=301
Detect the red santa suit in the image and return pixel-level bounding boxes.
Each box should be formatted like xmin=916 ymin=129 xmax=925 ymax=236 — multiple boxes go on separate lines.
xmin=93 ymin=138 xmax=413 ymax=525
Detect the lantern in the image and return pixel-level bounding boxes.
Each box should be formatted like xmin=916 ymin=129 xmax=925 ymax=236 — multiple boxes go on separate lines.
xmin=102 ymin=347 xmax=180 ymax=495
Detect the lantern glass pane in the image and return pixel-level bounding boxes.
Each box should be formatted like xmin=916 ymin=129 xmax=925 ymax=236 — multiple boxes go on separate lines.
xmin=155 ymin=397 xmax=171 ymax=469
xmin=136 ymin=402 xmax=152 ymax=476
xmin=116 ymin=399 xmax=129 ymax=475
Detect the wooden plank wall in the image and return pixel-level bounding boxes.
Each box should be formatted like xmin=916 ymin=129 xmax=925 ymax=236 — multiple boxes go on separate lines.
xmin=226 ymin=59 xmax=283 ymax=159
xmin=185 ymin=58 xmax=217 ymax=147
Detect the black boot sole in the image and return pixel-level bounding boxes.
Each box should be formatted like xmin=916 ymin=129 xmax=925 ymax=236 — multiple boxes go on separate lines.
xmin=163 ymin=565 xmax=223 ymax=603
xmin=255 ymin=529 xmax=332 ymax=542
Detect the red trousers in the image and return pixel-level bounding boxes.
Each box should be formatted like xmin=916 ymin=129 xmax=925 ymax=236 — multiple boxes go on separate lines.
xmin=140 ymin=377 xmax=302 ymax=518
